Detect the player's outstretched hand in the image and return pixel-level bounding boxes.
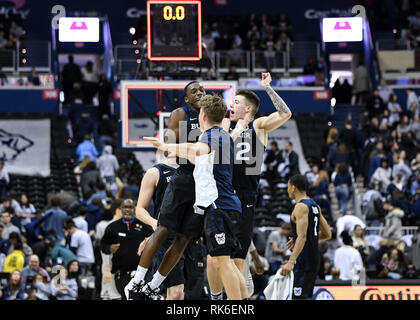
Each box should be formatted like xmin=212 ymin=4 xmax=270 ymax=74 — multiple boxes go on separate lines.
xmin=261 ymin=72 xmax=272 ymax=87
xmin=144 ymin=136 xmax=164 ymax=149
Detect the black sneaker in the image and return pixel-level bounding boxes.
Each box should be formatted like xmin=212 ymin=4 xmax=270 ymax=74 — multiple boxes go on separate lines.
xmin=139 ymin=284 xmax=163 ymax=300
xmin=124 ymin=279 xmax=144 ymax=300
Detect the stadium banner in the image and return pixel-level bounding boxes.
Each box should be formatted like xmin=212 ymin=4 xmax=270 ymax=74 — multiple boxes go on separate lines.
xmin=313 ymin=285 xmax=420 ymax=300
xmin=0 ymin=119 xmax=51 ymax=177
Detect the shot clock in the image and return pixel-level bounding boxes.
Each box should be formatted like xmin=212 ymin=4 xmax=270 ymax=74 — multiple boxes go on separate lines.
xmin=147 ymin=0 xmax=202 ymax=60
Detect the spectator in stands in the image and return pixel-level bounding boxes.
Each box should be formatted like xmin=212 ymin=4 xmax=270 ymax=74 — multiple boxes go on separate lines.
xmin=49 ymin=266 xmax=78 ymax=300
xmin=96 ymin=145 xmax=119 ymax=187
xmin=264 ymin=222 xmax=292 ymax=274
xmin=264 ymin=141 xmax=282 ymax=183
xmin=334 ymin=230 xmax=363 ymax=281
xmin=97 ymin=114 xmax=115 ymax=155
xmin=392 ymin=151 xmax=412 ymax=183
xmin=67 ymin=259 xmax=91 ymax=300
xmin=9 ymin=21 xmax=25 ymax=40
xmin=1 ymin=270 xmax=25 ymax=300
xmin=401 ymin=131 xmax=417 ymax=161
xmin=410 ymin=230 xmax=420 ymax=271
xmin=73 ymin=206 xmax=89 ymax=233
xmin=406 ymin=88 xmax=419 ymax=117
xmin=81 ymin=61 xmax=98 ymax=105
xmin=352 ymin=62 xmax=371 ymax=106
xmin=362 ymin=183 xmax=385 ymax=226
xmin=80 ymin=162 xmax=102 ymax=199
xmin=50 ymin=233 xmax=77 ymax=266
xmin=352 ymin=224 xmax=369 ymax=263
xmin=62 ymin=55 xmax=82 ymax=105
xmin=277 ymin=13 xmax=293 ymax=37
xmin=97 ymin=74 xmax=112 ymax=120
xmin=2 ymin=240 xmax=25 ymax=274
xmin=76 ymin=134 xmax=99 ymax=163
xmin=64 ymin=219 xmax=95 ymax=277
xmin=0 ymin=67 xmax=8 ymax=86
xmin=284 ymin=141 xmax=300 ymax=178
xmin=387 ymin=93 xmax=402 ymax=128
xmin=87 ymin=182 xmax=107 ymax=206
xmin=43 ymin=196 xmax=68 ymax=243
xmin=303 ymin=57 xmax=317 ymax=75
xmin=15 ymin=194 xmax=36 ymax=228
xmin=313 ymin=170 xmax=333 ymax=224
xmin=226 ymin=42 xmax=244 ymax=68
xmin=74 ymin=110 xmax=95 ymax=145
xmin=0 ymin=210 xmax=20 ymax=240
xmin=224 ymin=64 xmax=239 ymax=81
xmin=371 ymin=159 xmax=392 ymax=195
xmin=330 ymin=144 xmax=350 ymax=173
xmin=339 ymin=119 xmax=359 ymax=176
xmin=379 ymin=248 xmax=406 ymax=280
xmin=264 ymin=42 xmax=277 ymax=69
xmin=0 ymin=231 xmax=32 ymax=260
xmin=411 ymin=115 xmax=420 ymax=142
xmin=381 ymin=200 xmax=404 ymax=244
xmin=368 ymin=150 xmax=386 ymax=183
xmin=366 ymin=89 xmax=385 ymax=119
xmin=28 ymin=68 xmax=40 ymax=86
xmin=411 ymin=189 xmax=420 ymax=227
xmin=120 ymin=176 xmax=140 ymax=200
xmin=305 ymin=164 xmax=319 ymax=187
xmin=0 ymin=160 xmax=9 ymax=197
xmin=397 ymin=115 xmax=412 ymax=136
xmin=378 ymin=78 xmax=394 ymax=103
xmin=334 ymin=163 xmax=352 ymax=215
xmin=85 ymin=198 xmax=105 ymax=234
xmin=20 ymin=254 xmax=50 ymax=285
xmin=32 ymin=272 xmax=51 ymax=300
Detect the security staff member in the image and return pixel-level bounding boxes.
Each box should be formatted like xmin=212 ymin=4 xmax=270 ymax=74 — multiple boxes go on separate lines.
xmin=100 ymin=199 xmax=153 ymax=300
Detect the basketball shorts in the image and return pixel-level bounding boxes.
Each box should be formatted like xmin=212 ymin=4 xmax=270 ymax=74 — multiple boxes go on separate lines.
xmin=292 ymin=258 xmax=319 ymax=300
xmin=158 ymin=169 xmax=204 ymax=238
xmin=231 ymin=191 xmax=257 ymax=259
xmin=204 ymin=205 xmax=241 ymax=257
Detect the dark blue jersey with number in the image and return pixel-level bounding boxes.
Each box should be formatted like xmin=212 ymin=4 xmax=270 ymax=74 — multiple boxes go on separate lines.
xmin=291 ymin=198 xmax=320 ymax=272
xmin=152 ymin=163 xmax=176 ymax=218
xmin=177 ymin=106 xmax=201 ymax=172
xmin=229 ymin=120 xmax=266 ymax=193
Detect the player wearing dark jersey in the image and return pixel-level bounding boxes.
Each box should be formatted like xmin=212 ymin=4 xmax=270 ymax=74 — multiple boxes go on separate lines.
xmin=206 ymin=72 xmax=293 ymax=299
xmin=281 ymin=174 xmax=331 ymax=299
xmin=125 ymin=81 xmax=205 ymax=300
xmin=124 ymin=152 xmax=184 ymax=300
xmin=145 ymin=94 xmax=246 ymax=300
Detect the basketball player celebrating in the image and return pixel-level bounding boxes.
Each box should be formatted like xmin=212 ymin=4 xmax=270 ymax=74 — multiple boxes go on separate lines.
xmin=145 ymin=94 xmax=245 ymax=300
xmin=124 ymin=150 xmax=186 ymax=300
xmin=206 ymin=72 xmax=293 ymax=299
xmin=281 ymin=174 xmax=331 ymax=299
xmin=125 ymin=81 xmax=211 ymax=300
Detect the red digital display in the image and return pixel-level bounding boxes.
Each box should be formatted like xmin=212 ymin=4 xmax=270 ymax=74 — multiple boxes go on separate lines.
xmin=147 ymin=0 xmax=202 ymax=61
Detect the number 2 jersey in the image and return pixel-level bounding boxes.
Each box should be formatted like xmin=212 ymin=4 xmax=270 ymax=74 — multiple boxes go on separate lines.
xmin=229 ymin=120 xmax=266 ymax=193
xmin=291 ymin=198 xmax=321 ymax=272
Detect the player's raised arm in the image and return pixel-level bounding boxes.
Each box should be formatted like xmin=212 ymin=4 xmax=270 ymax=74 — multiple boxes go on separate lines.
xmin=144 ymin=137 xmax=210 ymax=164
xmin=254 ymin=72 xmax=292 ymax=135
xmin=281 ymin=203 xmax=308 ymax=276
xmin=136 ymin=167 xmax=160 ymax=231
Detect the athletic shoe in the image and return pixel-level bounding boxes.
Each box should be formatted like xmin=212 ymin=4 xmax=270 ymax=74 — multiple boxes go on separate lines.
xmin=124 ymin=278 xmax=144 ymax=300
xmin=138 ymin=283 xmax=163 ymax=300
